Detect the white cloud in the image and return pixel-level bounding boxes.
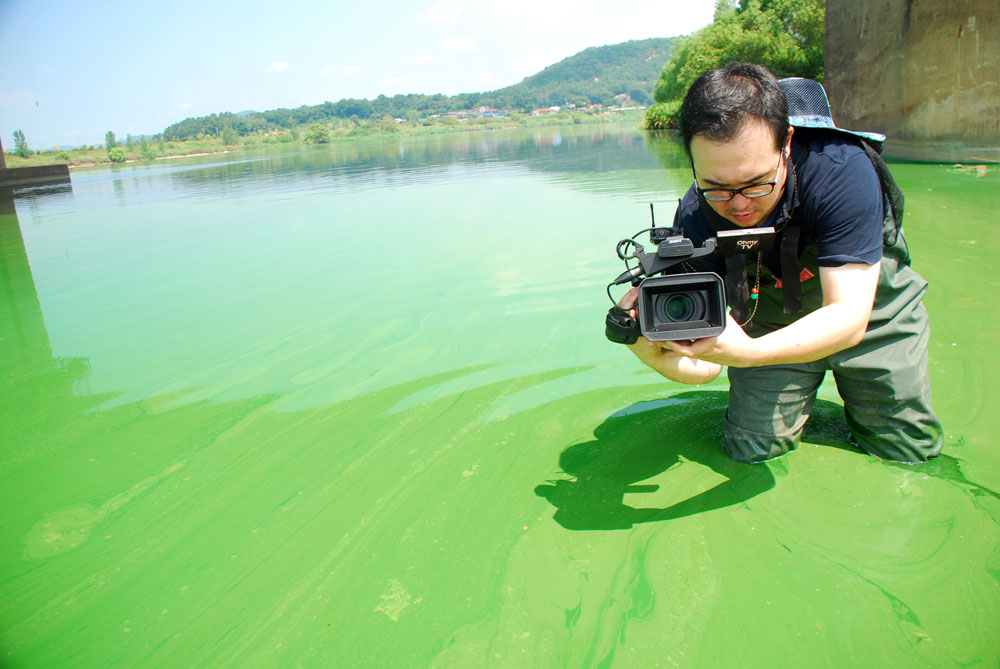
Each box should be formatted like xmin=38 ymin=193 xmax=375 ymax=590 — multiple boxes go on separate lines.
xmin=179 ymin=103 xmax=193 ymax=110
xmin=442 ymin=37 xmax=476 ymax=52
xmin=621 ymin=1 xmax=715 ymax=37
xmin=422 ymin=0 xmax=462 ymax=24
xmin=343 ymin=65 xmax=361 ymax=74
xmin=265 ymin=61 xmax=289 ymax=72
xmin=413 ymin=54 xmax=434 ymax=64
xmin=480 ymin=0 xmax=712 ymax=41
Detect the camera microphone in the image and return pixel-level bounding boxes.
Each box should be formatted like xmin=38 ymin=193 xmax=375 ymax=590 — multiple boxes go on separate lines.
xmin=612 ymin=266 xmax=644 ymax=285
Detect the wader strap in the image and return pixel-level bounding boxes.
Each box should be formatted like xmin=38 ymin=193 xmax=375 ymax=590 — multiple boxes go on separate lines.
xmin=781 ymin=225 xmax=802 ymax=313
xmin=725 ymin=253 xmax=750 ymax=322
xmin=860 ymin=141 xmax=904 ymax=246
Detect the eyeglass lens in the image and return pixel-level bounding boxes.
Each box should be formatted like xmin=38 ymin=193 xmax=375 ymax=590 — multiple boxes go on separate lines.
xmin=697 ymin=151 xmax=784 ymax=201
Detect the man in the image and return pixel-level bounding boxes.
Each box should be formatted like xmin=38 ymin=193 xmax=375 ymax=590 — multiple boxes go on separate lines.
xmin=618 ymin=62 xmax=942 ymax=464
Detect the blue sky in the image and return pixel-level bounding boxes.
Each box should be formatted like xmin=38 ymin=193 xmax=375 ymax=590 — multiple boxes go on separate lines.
xmin=0 ymin=0 xmax=716 ymax=150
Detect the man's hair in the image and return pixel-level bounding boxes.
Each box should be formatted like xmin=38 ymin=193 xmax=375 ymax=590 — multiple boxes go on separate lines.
xmin=678 ymin=62 xmax=789 ymax=156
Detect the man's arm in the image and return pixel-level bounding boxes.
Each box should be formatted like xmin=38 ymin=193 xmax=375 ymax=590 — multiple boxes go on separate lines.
xmin=665 ymin=261 xmax=881 ymax=367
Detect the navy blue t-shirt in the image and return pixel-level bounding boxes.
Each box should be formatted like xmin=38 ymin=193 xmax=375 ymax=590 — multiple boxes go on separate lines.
xmin=675 ymin=128 xmax=884 ymax=279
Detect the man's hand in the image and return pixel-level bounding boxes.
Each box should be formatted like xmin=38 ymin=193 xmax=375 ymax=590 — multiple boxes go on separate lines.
xmin=659 ymin=311 xmax=754 ymax=367
xmin=616 ymin=287 xmax=723 ymax=384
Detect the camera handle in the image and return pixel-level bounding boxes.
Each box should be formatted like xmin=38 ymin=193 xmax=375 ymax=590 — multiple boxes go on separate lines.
xmin=611 ymin=236 xmax=718 ymax=287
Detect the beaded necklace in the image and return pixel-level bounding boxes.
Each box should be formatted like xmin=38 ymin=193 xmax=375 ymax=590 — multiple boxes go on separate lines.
xmin=740 ymin=252 xmax=762 ymax=327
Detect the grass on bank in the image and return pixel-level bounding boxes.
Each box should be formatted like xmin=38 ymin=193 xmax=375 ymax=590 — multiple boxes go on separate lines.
xmin=3 ymin=109 xmax=645 ymax=169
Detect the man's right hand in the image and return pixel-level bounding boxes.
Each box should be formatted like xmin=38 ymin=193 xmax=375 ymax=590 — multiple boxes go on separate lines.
xmin=616 ymin=286 xmax=640 ymax=318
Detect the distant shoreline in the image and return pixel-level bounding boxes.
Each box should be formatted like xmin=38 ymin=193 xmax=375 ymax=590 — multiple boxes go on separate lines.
xmin=6 ymin=110 xmax=647 ymax=170
xmin=68 ymin=151 xmax=235 ymax=169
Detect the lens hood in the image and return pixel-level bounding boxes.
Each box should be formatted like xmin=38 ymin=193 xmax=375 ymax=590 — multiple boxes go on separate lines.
xmin=636 ymin=272 xmax=726 ymax=341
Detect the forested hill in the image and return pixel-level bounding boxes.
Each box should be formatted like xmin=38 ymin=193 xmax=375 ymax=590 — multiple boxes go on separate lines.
xmin=163 ymin=37 xmax=676 ymax=140
xmin=482 ymin=37 xmax=675 ymax=109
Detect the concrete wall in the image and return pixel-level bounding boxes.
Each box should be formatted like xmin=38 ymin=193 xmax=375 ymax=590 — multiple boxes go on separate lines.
xmin=0 ymin=164 xmax=71 ymax=187
xmin=826 ymin=0 xmax=999 ymax=162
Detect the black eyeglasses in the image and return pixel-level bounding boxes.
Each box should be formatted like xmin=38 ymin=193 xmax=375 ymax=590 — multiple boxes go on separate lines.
xmin=695 ymin=151 xmax=785 ymax=202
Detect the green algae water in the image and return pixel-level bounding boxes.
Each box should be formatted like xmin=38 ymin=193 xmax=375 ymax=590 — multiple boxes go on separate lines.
xmin=2 ymin=124 xmax=997 ymax=666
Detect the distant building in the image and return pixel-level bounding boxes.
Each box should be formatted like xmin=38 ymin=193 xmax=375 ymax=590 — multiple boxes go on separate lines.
xmin=530 ymin=106 xmax=561 ymax=117
xmin=424 ymin=107 xmax=512 ymax=123
xmin=476 ymin=107 xmax=507 ymax=118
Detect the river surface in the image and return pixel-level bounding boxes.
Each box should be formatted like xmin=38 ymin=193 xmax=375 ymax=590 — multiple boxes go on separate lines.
xmin=2 ymin=123 xmax=997 ymax=666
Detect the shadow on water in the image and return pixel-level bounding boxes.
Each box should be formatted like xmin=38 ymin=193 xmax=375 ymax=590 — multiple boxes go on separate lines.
xmin=535 ymin=390 xmax=776 ymax=530
xmin=535 ymin=389 xmax=1000 ymax=531
xmin=882 ymin=453 xmax=1000 ymax=523
xmin=802 ymin=390 xmax=1000 ymax=510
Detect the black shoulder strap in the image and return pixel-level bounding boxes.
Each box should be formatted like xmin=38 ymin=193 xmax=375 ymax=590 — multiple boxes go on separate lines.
xmin=780 ymin=225 xmax=802 ymax=313
xmin=859 ymin=140 xmax=904 ymax=247
xmin=724 ymin=253 xmax=750 ymax=323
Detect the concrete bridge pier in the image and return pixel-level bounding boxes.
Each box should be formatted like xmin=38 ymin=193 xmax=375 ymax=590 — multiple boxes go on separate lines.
xmin=825 ymin=0 xmax=999 ymax=163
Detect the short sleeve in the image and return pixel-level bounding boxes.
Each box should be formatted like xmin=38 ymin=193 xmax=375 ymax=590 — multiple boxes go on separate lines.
xmin=802 ymin=148 xmax=884 ymax=266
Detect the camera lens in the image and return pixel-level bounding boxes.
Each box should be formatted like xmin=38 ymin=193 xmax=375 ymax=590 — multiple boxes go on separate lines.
xmin=635 ymin=273 xmax=725 ymax=341
xmin=653 ymin=291 xmax=706 ymax=324
xmin=666 ymin=295 xmax=694 ymax=320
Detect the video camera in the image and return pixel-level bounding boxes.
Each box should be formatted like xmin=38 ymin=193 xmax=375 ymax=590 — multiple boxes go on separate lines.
xmin=604 ymin=205 xmax=774 ymax=344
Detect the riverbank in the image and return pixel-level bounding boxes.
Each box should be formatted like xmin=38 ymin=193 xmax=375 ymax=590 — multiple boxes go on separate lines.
xmin=3 ymin=109 xmax=646 ymax=170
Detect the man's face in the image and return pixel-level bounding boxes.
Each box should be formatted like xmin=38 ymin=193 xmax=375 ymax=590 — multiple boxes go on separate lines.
xmin=690 ymin=120 xmax=792 ymax=229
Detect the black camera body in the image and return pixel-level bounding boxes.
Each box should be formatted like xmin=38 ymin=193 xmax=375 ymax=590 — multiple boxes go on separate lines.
xmin=605 ymin=226 xmax=728 ymax=343
xmin=606 ymin=220 xmax=777 ymax=343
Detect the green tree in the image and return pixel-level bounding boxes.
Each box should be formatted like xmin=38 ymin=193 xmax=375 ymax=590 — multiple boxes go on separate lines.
xmin=650 ymin=0 xmax=824 ymax=108
xmin=304 ymin=123 xmax=331 ymax=144
xmin=378 ymin=117 xmax=400 ymax=134
xmin=628 ymin=87 xmax=653 ymax=105
xmin=13 ymin=130 xmax=30 ymax=158
xmin=140 ymin=136 xmax=157 ymax=159
xmin=105 ymin=130 xmax=118 ymax=150
xmin=644 ymin=101 xmax=682 ymax=130
xmin=221 ymin=124 xmax=240 ymax=146
xmin=108 ymin=147 xmax=126 ymax=163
